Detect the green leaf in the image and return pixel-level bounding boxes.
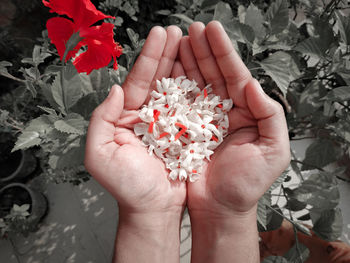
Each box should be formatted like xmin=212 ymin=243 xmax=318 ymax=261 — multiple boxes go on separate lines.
xmin=335 ymin=11 xmax=350 ymax=45
xmin=301 ymin=139 xmax=341 ymax=170
xmin=284 ymin=243 xmax=310 ymax=262
xmin=293 ymin=171 xmax=339 ymax=210
xmin=298 ymin=80 xmax=325 ymax=118
xmin=54 ymin=113 xmax=87 ymax=135
xmin=266 ymin=0 xmax=289 ymax=35
xmin=194 ymin=13 xmax=213 ymax=24
xmin=88 ymin=67 xmax=111 ymax=103
xmin=259 ymin=51 xmax=300 ymax=95
xmin=25 ymin=81 xmax=37 ymax=98
xmin=51 ymin=74 xmax=66 ymax=114
xmin=12 ymin=115 xmax=54 ymax=152
xmin=56 ymin=137 xmax=86 ymax=169
xmin=294 ymin=18 xmax=334 ymax=60
xmin=51 ymin=64 xmax=84 ymax=114
xmin=262 ymin=256 xmax=288 ymax=263
xmin=286 ymin=198 xmax=307 ymax=211
xmin=213 ymin=1 xmax=233 ymax=25
xmin=266 ymin=206 xmax=283 ymax=231
xmin=170 ymin=14 xmax=194 ymax=25
xmin=0 ymin=61 xmax=12 ymax=75
xmin=312 ymin=208 xmax=343 ymax=241
xmin=245 ymin=3 xmax=266 ymax=39
xmin=70 ymin=93 xmax=99 ymax=119
xmin=322 ymin=86 xmax=350 ymax=102
xmin=201 ymin=0 xmax=220 ymax=8
xmin=257 ymin=192 xmax=271 ymax=231
xmin=328 ymin=119 xmax=350 ymax=144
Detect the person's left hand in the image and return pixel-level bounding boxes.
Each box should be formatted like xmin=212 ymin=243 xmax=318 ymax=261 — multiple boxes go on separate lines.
xmin=84 ymin=25 xmax=186 ymax=219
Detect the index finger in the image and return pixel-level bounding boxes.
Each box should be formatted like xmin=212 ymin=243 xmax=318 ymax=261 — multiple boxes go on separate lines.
xmin=205 ymin=21 xmax=253 ymax=108
xmin=123 ymin=26 xmax=167 ymax=110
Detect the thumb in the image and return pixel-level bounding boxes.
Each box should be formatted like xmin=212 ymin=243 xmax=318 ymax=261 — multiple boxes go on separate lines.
xmin=245 ymin=79 xmax=289 ymax=145
xmin=86 ymin=85 xmax=124 ymax=150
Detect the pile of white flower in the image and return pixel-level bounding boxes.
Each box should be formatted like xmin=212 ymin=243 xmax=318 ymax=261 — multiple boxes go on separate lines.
xmin=134 ymin=77 xmax=232 ymax=182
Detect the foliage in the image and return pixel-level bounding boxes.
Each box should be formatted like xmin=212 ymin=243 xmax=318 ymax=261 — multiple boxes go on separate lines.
xmin=0 ymin=0 xmax=349 ymax=260
xmin=0 ymin=204 xmax=36 ymax=238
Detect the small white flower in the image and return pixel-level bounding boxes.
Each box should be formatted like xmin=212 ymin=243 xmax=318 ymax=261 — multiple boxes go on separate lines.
xmin=134 ymin=77 xmax=232 ymax=182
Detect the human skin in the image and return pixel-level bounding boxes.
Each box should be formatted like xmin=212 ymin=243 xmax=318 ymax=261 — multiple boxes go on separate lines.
xmin=85 ymin=21 xmax=290 ymax=263
xmin=84 ymin=25 xmax=187 ymax=263
xmin=173 ymin=21 xmax=291 ymax=263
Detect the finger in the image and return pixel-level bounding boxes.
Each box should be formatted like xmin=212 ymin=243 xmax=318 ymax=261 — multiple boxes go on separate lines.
xmin=86 ymin=85 xmax=124 ymax=154
xmin=171 ymin=60 xmax=186 ymax=78
xmin=144 ymin=26 xmax=183 ymax=102
xmin=152 ymin=26 xmax=182 ymax=84
xmin=179 ymin=36 xmax=206 ymax=89
xmin=123 ymin=26 xmax=167 ymax=110
xmin=205 ymin=21 xmax=252 ymax=107
xmin=188 ymin=22 xmax=228 ymax=98
xmin=245 ymin=79 xmax=289 ymax=147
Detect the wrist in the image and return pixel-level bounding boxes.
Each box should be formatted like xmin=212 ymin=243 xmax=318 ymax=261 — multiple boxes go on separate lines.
xmin=189 ymin=206 xmax=260 ymax=263
xmin=114 ymin=206 xmax=184 ymax=263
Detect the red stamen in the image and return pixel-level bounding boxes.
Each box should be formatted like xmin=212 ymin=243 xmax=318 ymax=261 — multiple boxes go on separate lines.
xmin=217 ymin=104 xmax=223 ymax=108
xmin=211 ymin=135 xmax=218 ymax=142
xmin=163 ymin=92 xmax=167 ymax=95
xmin=192 ymin=169 xmax=197 ymax=174
xmin=153 ymin=109 xmax=161 ymax=121
xmin=184 ymin=133 xmax=189 ymax=138
xmin=196 ymin=93 xmax=200 ymax=97
xmin=164 ymin=148 xmax=169 ymax=153
xmin=159 ymin=132 xmax=169 ymax=139
xmin=201 ymin=124 xmax=205 ymax=129
xmin=190 ymin=150 xmax=194 ymax=153
xmin=164 ymin=104 xmax=169 ymax=108
xmin=176 ymin=156 xmax=180 ymax=160
xmin=191 ymin=141 xmax=195 ymax=143
xmin=148 ymin=122 xmax=154 ymax=133
xmin=204 ymin=89 xmax=208 ymax=98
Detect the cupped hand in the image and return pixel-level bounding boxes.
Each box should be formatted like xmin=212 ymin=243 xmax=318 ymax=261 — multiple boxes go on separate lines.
xmin=84 ymin=26 xmax=186 ymax=216
xmin=177 ymin=21 xmax=291 ymax=218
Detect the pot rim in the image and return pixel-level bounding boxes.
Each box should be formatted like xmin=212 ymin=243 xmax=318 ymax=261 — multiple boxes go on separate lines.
xmin=0 ymin=150 xmax=25 ymax=182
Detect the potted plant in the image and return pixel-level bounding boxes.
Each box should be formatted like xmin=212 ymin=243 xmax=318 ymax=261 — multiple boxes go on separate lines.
xmin=0 ymin=183 xmax=47 ymax=238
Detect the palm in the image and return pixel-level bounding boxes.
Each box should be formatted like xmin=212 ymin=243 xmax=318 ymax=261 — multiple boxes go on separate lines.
xmin=85 ymin=26 xmax=186 ymax=213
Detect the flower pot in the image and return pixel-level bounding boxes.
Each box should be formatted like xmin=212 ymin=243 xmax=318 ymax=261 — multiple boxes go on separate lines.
xmin=0 ymin=183 xmax=47 ymax=226
xmin=0 ymin=149 xmax=37 ymax=184
xmin=260 ymin=220 xmax=350 ymax=263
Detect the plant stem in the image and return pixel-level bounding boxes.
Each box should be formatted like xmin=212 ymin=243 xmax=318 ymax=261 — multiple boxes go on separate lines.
xmin=290 ymin=136 xmax=316 ymax=141
xmin=290 ymin=151 xmax=305 ymax=181
xmin=291 ymin=159 xmax=325 ymax=171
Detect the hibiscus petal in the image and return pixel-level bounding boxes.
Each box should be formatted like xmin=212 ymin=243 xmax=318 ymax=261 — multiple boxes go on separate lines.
xmin=73 ymin=41 xmax=112 ymax=74
xmin=43 ymin=0 xmax=113 ymax=28
xmin=46 ymin=17 xmax=82 ymax=61
xmin=74 ymin=23 xmax=122 ymax=74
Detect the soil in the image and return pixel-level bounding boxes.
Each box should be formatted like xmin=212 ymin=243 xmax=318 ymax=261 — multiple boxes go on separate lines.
xmin=0 ymin=186 xmax=32 ymax=217
xmin=0 ymin=142 xmax=21 ymax=178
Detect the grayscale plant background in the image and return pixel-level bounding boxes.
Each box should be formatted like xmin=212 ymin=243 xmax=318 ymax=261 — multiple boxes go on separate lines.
xmin=0 ymin=0 xmax=350 ymax=262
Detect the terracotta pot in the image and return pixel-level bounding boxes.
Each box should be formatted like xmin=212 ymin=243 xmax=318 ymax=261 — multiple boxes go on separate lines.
xmin=260 ymin=220 xmax=350 ymax=263
xmin=0 ymin=183 xmax=47 ymax=225
xmin=0 ymin=150 xmax=37 ymax=184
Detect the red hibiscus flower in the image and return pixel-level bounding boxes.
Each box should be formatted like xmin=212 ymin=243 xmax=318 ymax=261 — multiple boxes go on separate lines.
xmin=43 ymin=0 xmax=122 ymax=75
